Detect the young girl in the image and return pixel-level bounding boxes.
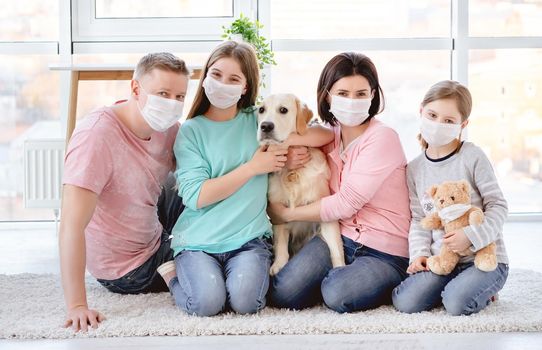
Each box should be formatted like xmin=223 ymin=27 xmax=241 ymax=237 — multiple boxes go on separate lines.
xmin=267 ymin=52 xmax=411 ymax=312
xmin=152 ymin=41 xmax=287 ymax=316
xmin=392 ymin=80 xmax=509 ymax=316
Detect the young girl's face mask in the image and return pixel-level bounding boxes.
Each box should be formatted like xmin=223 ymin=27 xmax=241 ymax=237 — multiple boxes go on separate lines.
xmin=420 ymin=117 xmax=463 ymax=147
xmin=202 ymin=76 xmax=244 ymax=109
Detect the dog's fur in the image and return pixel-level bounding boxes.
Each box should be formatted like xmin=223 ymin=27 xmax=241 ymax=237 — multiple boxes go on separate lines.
xmin=257 ymin=93 xmax=345 ymax=275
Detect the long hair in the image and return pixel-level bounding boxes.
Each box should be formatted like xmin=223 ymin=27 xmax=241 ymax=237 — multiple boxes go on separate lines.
xmin=418 ymin=80 xmax=472 ymax=149
xmin=317 ymin=52 xmax=384 ymax=126
xmin=187 ymin=41 xmax=260 ymax=119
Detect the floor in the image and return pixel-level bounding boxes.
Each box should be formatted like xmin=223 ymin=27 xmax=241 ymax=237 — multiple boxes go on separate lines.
xmin=0 ymin=220 xmax=541 ymax=349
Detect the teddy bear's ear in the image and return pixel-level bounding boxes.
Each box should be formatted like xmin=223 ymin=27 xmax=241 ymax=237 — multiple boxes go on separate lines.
xmin=429 ymin=185 xmax=439 ymax=198
xmin=459 ymin=180 xmax=471 ymax=194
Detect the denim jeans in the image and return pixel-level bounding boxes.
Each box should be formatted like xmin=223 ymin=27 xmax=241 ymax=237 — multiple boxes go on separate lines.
xmin=97 ymin=173 xmax=184 ymax=294
xmin=169 ymin=237 xmax=272 ymax=317
xmin=269 ymin=235 xmax=409 ymax=312
xmin=321 ymin=236 xmax=409 ymax=313
xmin=392 ymin=262 xmax=509 ymax=315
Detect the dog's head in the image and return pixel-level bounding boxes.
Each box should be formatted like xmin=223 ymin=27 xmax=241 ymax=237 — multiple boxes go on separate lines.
xmin=257 ymin=93 xmax=313 ymax=145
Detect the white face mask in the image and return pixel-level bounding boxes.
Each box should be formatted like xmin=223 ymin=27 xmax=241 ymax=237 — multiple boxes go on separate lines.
xmin=438 ymin=203 xmax=472 ymax=224
xmin=420 ymin=117 xmax=462 ymax=147
xmin=137 ymin=84 xmax=184 ymax=132
xmin=202 ymin=76 xmax=244 ymax=109
xmin=329 ymin=94 xmax=371 ymax=127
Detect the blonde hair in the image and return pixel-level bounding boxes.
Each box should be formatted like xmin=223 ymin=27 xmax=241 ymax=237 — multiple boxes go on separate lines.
xmin=187 ymin=41 xmax=260 ymax=119
xmin=418 ymin=80 xmax=472 ymax=150
xmin=133 ymin=52 xmax=189 ymax=80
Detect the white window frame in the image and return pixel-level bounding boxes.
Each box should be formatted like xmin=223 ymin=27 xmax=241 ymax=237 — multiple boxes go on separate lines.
xmin=71 ymin=0 xmax=256 ymax=43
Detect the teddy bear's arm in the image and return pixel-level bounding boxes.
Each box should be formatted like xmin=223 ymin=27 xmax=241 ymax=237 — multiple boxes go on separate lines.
xmin=421 ymin=213 xmax=442 ymax=230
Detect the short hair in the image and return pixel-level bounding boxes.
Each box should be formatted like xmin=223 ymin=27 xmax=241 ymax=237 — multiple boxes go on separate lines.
xmin=133 ymin=52 xmax=189 ymax=80
xmin=317 ymin=52 xmax=384 ymax=126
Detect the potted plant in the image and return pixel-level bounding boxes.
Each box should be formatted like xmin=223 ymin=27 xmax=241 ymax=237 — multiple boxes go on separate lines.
xmin=222 ymin=14 xmax=276 ymax=89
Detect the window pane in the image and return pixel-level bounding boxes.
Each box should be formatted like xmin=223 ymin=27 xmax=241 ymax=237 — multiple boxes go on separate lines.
xmin=271 ymin=0 xmax=450 ymax=39
xmin=0 ymin=1 xmax=59 ymax=41
xmin=469 ymin=49 xmax=542 ymax=212
xmin=271 ymin=50 xmax=450 ymax=161
xmin=470 ymin=0 xmax=542 ymax=37
xmin=0 ymin=55 xmax=60 ymax=221
xmin=95 ymin=0 xmax=233 ymax=18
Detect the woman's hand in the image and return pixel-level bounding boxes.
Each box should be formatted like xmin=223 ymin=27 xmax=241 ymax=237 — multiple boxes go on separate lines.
xmin=285 ymin=146 xmax=311 ymax=170
xmin=406 ymin=256 xmax=429 ymax=274
xmin=267 ymin=201 xmax=291 ymax=225
xmin=247 ymin=146 xmax=287 ymax=176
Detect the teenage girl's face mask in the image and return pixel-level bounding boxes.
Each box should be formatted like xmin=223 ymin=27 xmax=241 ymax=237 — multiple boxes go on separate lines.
xmin=137 ymin=83 xmax=184 ymax=132
xmin=202 ymin=75 xmax=244 ymax=109
xmin=328 ymin=94 xmax=372 ymax=127
xmin=420 ymin=117 xmax=463 ymax=147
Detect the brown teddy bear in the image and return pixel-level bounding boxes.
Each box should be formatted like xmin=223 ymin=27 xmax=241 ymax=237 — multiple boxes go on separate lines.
xmin=421 ymin=180 xmax=497 ymax=275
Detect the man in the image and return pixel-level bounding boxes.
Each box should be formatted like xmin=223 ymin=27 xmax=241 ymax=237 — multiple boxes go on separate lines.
xmin=59 ymin=53 xmax=188 ymax=332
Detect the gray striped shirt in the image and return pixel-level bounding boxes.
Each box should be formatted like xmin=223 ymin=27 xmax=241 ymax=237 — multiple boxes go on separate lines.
xmin=406 ymin=142 xmax=509 ymax=265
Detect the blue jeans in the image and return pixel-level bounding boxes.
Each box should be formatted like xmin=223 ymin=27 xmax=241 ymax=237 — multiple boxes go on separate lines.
xmin=97 ymin=174 xmax=184 ymax=294
xmin=321 ymin=236 xmax=409 ymax=313
xmin=392 ymin=262 xmax=508 ymax=316
xmin=169 ymin=237 xmax=272 ymax=317
xmin=269 ymin=236 xmax=333 ymax=310
xmin=269 ymin=235 xmax=409 ymax=313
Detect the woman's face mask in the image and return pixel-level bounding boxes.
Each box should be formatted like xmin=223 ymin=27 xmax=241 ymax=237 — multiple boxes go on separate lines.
xmin=202 ymin=75 xmax=244 ymax=109
xmin=329 ymin=94 xmax=372 ymax=127
xmin=137 ymin=83 xmax=184 ymax=132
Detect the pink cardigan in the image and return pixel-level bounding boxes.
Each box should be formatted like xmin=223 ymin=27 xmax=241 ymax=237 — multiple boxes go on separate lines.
xmin=320 ymin=118 xmax=411 ymax=258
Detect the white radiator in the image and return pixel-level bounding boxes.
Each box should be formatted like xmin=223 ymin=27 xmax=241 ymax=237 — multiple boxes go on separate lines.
xmin=23 ymin=139 xmax=65 ymax=209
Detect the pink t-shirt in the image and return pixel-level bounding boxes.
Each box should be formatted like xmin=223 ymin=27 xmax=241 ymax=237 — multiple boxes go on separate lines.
xmin=320 ymin=118 xmax=411 ymax=258
xmin=63 ymin=106 xmax=178 ymax=280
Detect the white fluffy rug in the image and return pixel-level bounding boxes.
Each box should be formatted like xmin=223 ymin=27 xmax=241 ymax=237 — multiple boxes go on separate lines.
xmin=1 ymin=269 xmax=541 ymax=339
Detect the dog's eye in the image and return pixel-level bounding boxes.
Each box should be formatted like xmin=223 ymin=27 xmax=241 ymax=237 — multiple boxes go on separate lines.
xmin=279 ymin=107 xmax=288 ymax=114
xmin=259 ymin=106 xmax=265 ymax=114
xmin=450 ymin=196 xmax=455 ymax=201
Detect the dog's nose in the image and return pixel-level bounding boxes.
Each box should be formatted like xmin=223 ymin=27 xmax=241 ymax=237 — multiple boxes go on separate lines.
xmin=260 ymin=122 xmax=274 ymax=133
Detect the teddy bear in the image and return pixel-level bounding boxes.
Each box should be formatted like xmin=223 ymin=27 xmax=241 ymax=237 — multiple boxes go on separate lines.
xmin=420 ymin=180 xmax=497 ymax=275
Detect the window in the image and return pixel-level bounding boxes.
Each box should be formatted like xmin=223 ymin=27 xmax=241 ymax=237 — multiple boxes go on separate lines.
xmin=470 ymin=0 xmax=542 ymax=37
xmin=469 ymin=49 xmax=542 ymax=212
xmin=270 ymin=0 xmax=450 ymax=39
xmin=0 ymin=55 xmax=60 ymax=221
xmin=95 ymin=0 xmax=233 ymax=18
xmin=0 ymin=1 xmax=59 ymax=41
xmin=72 ymin=0 xmax=254 ymax=43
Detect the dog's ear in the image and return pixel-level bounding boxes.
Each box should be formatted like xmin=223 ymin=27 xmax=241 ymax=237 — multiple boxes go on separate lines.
xmin=295 ymin=97 xmax=313 ymax=135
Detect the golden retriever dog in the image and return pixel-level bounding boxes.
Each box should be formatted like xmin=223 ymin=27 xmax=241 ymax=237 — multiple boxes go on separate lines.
xmin=257 ymin=93 xmax=346 ymax=275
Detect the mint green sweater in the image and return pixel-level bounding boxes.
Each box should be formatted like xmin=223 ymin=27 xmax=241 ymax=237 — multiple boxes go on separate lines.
xmin=171 ymin=109 xmax=272 ymax=256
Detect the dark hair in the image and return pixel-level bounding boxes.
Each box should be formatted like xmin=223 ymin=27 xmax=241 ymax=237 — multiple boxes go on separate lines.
xmin=187 ymin=41 xmax=259 ymax=119
xmin=317 ymin=52 xmax=384 ymax=126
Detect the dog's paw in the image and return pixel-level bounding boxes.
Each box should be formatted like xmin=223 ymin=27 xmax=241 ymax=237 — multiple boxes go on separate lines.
xmin=269 ymin=257 xmax=289 ymax=276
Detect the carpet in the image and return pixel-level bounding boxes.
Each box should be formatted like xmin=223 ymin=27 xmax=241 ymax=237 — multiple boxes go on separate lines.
xmin=1 ymin=269 xmax=541 ymax=339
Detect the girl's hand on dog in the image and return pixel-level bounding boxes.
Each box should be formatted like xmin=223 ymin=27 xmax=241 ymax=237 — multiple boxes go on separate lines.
xmin=248 ymin=146 xmax=288 ymax=175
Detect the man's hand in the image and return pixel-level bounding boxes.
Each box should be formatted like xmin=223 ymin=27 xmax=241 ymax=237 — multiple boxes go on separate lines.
xmin=443 ymin=228 xmax=472 ymax=253
xmin=407 ymin=256 xmax=429 ymax=274
xmin=64 ymin=305 xmax=105 ymax=332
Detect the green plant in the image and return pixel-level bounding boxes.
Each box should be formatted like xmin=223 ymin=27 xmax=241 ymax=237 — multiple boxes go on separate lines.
xmin=222 ymin=14 xmax=276 ymax=89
